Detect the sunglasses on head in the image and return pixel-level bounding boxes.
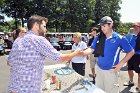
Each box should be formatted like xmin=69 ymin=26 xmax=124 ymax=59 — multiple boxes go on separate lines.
xmin=132 ymin=25 xmax=140 ymax=28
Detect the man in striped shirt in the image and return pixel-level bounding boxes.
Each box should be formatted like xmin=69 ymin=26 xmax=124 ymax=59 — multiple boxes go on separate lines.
xmin=7 ymin=15 xmax=82 ymax=93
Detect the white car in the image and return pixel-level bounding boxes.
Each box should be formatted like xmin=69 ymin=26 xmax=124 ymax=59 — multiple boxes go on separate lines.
xmin=50 ymin=42 xmax=61 ymax=51
xmin=63 ymin=41 xmax=72 ymax=50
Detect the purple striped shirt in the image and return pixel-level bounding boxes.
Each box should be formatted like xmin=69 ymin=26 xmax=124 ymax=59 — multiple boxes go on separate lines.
xmin=8 ymin=31 xmax=62 ymax=93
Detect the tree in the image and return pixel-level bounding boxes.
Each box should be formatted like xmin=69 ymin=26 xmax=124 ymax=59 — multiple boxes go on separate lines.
xmin=0 ymin=0 xmax=4 ymax=6
xmin=60 ymin=0 xmax=96 ymax=32
xmin=0 ymin=0 xmax=5 ymax=27
xmin=1 ymin=0 xmax=29 ymax=28
xmin=43 ymin=0 xmax=96 ymax=32
xmin=94 ymin=0 xmax=122 ymax=30
xmin=117 ymin=22 xmax=133 ymax=34
xmin=94 ymin=0 xmax=110 ymax=25
xmin=109 ymin=0 xmax=122 ymax=30
xmin=0 ymin=0 xmax=122 ymax=33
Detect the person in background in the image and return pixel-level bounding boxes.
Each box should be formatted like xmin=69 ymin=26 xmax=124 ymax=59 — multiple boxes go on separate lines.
xmin=70 ymin=32 xmax=87 ymax=76
xmin=125 ymin=27 xmax=134 ymax=42
xmin=87 ymin=27 xmax=98 ymax=84
xmin=7 ymin=27 xmax=27 ymax=66
xmin=58 ymin=35 xmax=64 ymax=50
xmin=81 ymin=34 xmax=87 ymax=43
xmin=13 ymin=27 xmax=27 ymax=40
xmin=0 ymin=36 xmax=4 ymax=45
xmin=7 ymin=15 xmax=82 ymax=93
xmin=123 ymin=23 xmax=140 ymax=92
xmin=82 ymin=16 xmax=134 ymax=93
xmin=4 ymin=34 xmax=13 ymax=49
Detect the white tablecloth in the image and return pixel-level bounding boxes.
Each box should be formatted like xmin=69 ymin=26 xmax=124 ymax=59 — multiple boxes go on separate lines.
xmin=74 ymin=84 xmax=105 ymax=93
xmin=42 ymin=64 xmax=105 ymax=93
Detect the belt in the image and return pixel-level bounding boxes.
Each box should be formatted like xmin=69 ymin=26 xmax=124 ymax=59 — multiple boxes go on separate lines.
xmin=111 ymin=67 xmax=116 ymax=69
xmin=72 ymin=62 xmax=85 ymax=64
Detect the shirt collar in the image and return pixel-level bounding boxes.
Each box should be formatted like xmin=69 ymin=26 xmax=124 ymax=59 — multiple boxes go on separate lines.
xmin=106 ymin=35 xmax=112 ymax=40
xmin=27 ymin=30 xmax=38 ymax=35
xmin=132 ymin=33 xmax=137 ymax=36
xmin=106 ymin=31 xmax=118 ymax=40
xmin=75 ymin=41 xmax=82 ymax=46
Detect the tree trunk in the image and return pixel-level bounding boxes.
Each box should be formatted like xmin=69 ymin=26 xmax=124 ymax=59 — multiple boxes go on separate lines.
xmin=21 ymin=18 xmax=24 ymax=27
xmin=14 ymin=17 xmax=18 ymax=29
xmin=14 ymin=11 xmax=18 ymax=29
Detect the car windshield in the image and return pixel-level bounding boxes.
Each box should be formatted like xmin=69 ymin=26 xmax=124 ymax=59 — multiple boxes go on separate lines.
xmin=65 ymin=42 xmax=71 ymax=44
xmin=52 ymin=42 xmax=57 ymax=44
xmin=51 ymin=42 xmax=58 ymax=45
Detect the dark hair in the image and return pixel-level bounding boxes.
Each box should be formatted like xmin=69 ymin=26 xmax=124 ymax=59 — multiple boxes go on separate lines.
xmin=14 ymin=27 xmax=26 ymax=40
xmin=91 ymin=27 xmax=98 ymax=32
xmin=15 ymin=28 xmax=21 ymax=39
xmin=27 ymin=15 xmax=48 ymax=30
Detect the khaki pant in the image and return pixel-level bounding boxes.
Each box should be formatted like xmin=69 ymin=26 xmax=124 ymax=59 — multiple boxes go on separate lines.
xmin=96 ymin=65 xmax=119 ymax=93
xmin=89 ymin=54 xmax=98 ymax=68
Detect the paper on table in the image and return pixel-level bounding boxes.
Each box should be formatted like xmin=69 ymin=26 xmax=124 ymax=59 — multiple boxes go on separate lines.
xmin=50 ymin=90 xmax=61 ymax=93
xmin=74 ymin=84 xmax=106 ymax=93
xmin=44 ymin=64 xmax=66 ymax=69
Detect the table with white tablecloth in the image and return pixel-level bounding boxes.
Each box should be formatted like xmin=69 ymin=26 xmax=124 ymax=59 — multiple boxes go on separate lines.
xmin=42 ymin=64 xmax=105 ymax=93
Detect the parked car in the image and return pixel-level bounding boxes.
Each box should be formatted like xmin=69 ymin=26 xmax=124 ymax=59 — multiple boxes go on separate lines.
xmin=4 ymin=39 xmax=13 ymax=49
xmin=0 ymin=44 xmax=5 ymax=55
xmin=71 ymin=41 xmax=74 ymax=45
xmin=50 ymin=42 xmax=61 ymax=51
xmin=58 ymin=41 xmax=64 ymax=50
xmin=63 ymin=41 xmax=72 ymax=50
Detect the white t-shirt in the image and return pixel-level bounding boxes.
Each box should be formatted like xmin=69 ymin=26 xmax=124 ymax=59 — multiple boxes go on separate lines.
xmin=71 ymin=41 xmax=87 ymax=63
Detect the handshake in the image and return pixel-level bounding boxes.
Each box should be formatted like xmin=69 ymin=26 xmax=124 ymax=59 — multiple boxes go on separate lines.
xmin=73 ymin=48 xmax=92 ymax=57
xmin=74 ymin=50 xmax=85 ymax=56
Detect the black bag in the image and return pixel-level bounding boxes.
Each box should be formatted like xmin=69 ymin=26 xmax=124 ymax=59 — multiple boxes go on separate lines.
xmin=135 ymin=33 xmax=140 ymax=51
xmin=94 ymin=32 xmax=106 ymax=57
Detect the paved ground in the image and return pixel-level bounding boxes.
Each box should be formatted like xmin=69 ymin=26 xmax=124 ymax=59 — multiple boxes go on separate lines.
xmin=0 ymin=50 xmax=138 ymax=93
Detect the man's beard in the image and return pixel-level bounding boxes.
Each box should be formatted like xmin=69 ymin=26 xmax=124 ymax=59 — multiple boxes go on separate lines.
xmin=38 ymin=27 xmax=45 ymax=36
xmin=38 ymin=31 xmax=44 ymax=36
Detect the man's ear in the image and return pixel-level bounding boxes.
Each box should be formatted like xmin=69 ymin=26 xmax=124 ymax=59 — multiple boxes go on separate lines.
xmin=110 ymin=23 xmax=113 ymax=28
xmin=35 ymin=22 xmax=39 ymax=26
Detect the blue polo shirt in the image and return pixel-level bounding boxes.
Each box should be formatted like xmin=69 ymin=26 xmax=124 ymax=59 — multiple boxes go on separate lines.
xmin=125 ymin=33 xmax=133 ymax=42
xmin=91 ymin=32 xmax=133 ymax=70
xmin=127 ymin=34 xmax=140 ymax=55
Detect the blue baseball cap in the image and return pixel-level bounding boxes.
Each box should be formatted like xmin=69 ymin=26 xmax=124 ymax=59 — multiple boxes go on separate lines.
xmin=98 ymin=16 xmax=113 ymax=25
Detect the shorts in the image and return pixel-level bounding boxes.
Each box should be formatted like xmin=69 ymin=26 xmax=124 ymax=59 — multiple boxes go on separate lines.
xmin=90 ymin=54 xmax=98 ymax=68
xmin=128 ymin=55 xmax=140 ymax=73
xmin=72 ymin=63 xmax=85 ymax=76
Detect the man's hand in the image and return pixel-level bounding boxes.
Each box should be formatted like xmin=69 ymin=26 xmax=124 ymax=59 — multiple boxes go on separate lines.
xmin=87 ymin=55 xmax=90 ymax=60
xmin=66 ymin=61 xmax=70 ymax=68
xmin=113 ymin=62 xmax=124 ymax=71
xmin=74 ymin=50 xmax=84 ymax=56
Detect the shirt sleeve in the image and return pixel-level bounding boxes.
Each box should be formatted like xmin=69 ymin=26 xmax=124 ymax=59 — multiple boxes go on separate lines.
xmin=72 ymin=44 xmax=75 ymax=51
xmin=34 ymin=36 xmax=62 ymax=62
xmin=82 ymin=42 xmax=87 ymax=49
xmin=7 ymin=39 xmax=19 ymax=64
xmin=88 ymin=37 xmax=94 ymax=46
xmin=90 ymin=36 xmax=98 ymax=49
xmin=7 ymin=46 xmax=15 ymax=63
xmin=87 ymin=40 xmax=90 ymax=46
xmin=120 ymin=36 xmax=133 ymax=53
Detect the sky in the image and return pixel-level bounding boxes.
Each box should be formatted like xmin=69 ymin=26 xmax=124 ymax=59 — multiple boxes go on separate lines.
xmin=119 ymin=0 xmax=140 ymax=23
xmin=5 ymin=0 xmax=140 ymax=23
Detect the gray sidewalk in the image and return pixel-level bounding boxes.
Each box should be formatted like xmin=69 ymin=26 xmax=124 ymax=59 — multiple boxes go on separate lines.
xmin=0 ymin=52 xmax=138 ymax=93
